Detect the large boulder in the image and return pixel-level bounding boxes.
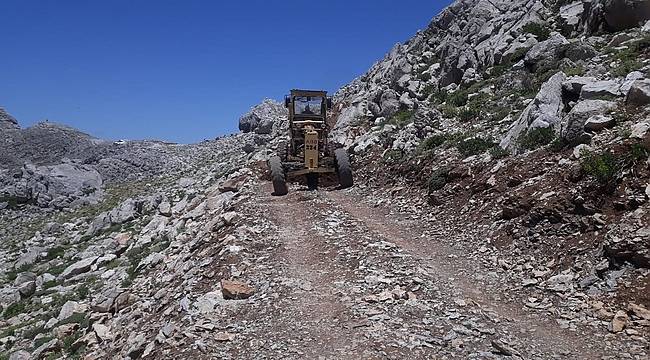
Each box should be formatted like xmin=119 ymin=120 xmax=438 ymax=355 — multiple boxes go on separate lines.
xmin=501 ymin=72 xmax=567 ymax=151
xmin=561 ymin=100 xmax=617 ymax=142
xmin=559 ymin=2 xmax=585 ymax=34
xmin=238 ymin=99 xmax=287 ymax=136
xmin=604 ymin=209 xmax=649 ymax=268
xmin=524 ymin=33 xmax=569 ymax=70
xmin=330 ymin=101 xmax=370 ymax=148
xmin=583 ymin=0 xmax=650 ymax=33
xmin=580 ymin=80 xmax=623 ymax=100
xmin=563 ymin=76 xmax=597 ymax=95
xmin=86 ymin=195 xmax=162 ymax=236
xmin=626 ymin=79 xmax=650 ymax=106
xmin=603 ymin=0 xmax=650 ymax=32
xmin=60 ymin=257 xmax=99 ymax=279
xmin=238 ymin=112 xmax=260 ymax=133
xmin=379 ymin=89 xmax=401 ymax=118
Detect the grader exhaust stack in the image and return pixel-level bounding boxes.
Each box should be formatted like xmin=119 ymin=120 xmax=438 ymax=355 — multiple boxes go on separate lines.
xmin=268 ymin=89 xmax=353 ymax=196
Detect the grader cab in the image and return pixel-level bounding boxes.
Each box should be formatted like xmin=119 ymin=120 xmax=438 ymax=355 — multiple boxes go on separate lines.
xmin=268 ymin=89 xmax=353 ymax=195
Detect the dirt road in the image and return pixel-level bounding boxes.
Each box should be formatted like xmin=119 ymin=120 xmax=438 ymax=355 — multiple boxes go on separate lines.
xmin=211 ymin=182 xmax=640 ymax=359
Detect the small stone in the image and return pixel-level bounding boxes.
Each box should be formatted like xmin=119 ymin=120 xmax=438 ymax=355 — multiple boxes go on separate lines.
xmin=626 ymin=80 xmax=650 ymax=106
xmin=8 ymin=350 xmax=30 ymax=360
xmin=53 ymin=323 xmax=78 ymax=339
xmin=611 ymin=310 xmax=628 ymax=333
xmin=219 ymin=175 xmax=247 ymax=193
xmin=491 ymin=339 xmax=520 ymax=357
xmin=584 ymin=115 xmax=615 ymax=132
xmin=221 ymin=280 xmax=255 ymax=300
xmin=60 ymin=256 xmax=99 ymax=279
xmin=214 ymin=332 xmax=236 ymax=342
xmin=58 ymin=301 xmax=89 ymax=321
xmin=93 ymin=323 xmax=113 ymax=342
xmin=628 ymin=303 xmax=650 ymax=320
xmin=158 ymin=202 xmax=172 ymax=216
xmin=17 ymin=281 xmax=36 ymax=298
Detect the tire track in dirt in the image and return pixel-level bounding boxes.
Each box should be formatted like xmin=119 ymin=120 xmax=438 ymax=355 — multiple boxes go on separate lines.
xmin=325 ymin=189 xmax=611 ymax=358
xmin=248 ymin=185 xmax=371 ymax=359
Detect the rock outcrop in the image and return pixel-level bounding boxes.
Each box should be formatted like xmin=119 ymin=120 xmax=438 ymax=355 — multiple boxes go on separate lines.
xmin=500 ymin=72 xmax=566 ymax=151
xmin=238 ymin=99 xmax=287 ymax=136
xmin=0 ymin=162 xmax=103 ymax=209
xmin=0 ymin=108 xmax=19 ymax=130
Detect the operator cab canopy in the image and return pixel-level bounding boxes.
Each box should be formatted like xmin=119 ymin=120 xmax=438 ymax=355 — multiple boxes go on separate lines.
xmin=285 ymin=89 xmax=333 ymax=117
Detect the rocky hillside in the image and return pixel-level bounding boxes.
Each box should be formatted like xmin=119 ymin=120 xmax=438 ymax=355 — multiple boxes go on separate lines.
xmin=1 ymin=0 xmax=650 ymax=359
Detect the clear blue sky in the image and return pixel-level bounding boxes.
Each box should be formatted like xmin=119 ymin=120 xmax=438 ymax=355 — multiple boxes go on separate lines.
xmin=1 ymin=0 xmax=451 ymax=143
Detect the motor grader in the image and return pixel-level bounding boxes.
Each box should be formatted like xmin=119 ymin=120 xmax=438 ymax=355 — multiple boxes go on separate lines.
xmin=268 ymin=89 xmax=353 ymax=195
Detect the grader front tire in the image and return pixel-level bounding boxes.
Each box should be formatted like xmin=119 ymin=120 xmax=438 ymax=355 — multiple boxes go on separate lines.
xmin=269 ymin=156 xmax=288 ymax=196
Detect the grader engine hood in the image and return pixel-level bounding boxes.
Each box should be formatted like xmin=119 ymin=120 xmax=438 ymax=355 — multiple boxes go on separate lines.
xmin=304 ymin=128 xmax=319 ymax=170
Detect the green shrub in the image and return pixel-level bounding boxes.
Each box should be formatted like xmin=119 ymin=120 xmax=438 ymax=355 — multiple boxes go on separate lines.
xmin=581 ymin=151 xmax=619 ymax=184
xmin=441 ymin=104 xmax=458 ymax=118
xmin=549 ymin=137 xmax=569 ymax=152
xmin=428 ymin=169 xmax=449 ymax=192
xmin=518 ymin=127 xmax=556 ymax=150
xmin=6 ymin=264 xmax=33 ymax=283
xmin=564 ymin=65 xmax=586 ymax=77
xmin=422 ymin=84 xmax=437 ymax=97
xmin=76 ymin=285 xmax=90 ymax=300
xmin=3 ymin=301 xmax=26 ymax=319
xmin=45 ymin=246 xmax=66 ymax=261
xmin=609 ymin=35 xmax=650 ymax=76
xmin=448 ymin=90 xmax=469 ymax=107
xmin=456 ymin=137 xmax=496 ymax=157
xmin=47 ymin=263 xmax=68 ymax=276
xmin=490 ymin=146 xmax=510 ymax=159
xmin=522 ymin=22 xmax=551 ymax=41
xmin=419 ymin=134 xmax=448 ymax=151
xmin=418 ymin=72 xmax=432 ymax=82
xmin=383 ymin=149 xmax=404 ymax=162
xmin=535 ymin=65 xmax=561 ymax=85
xmin=429 ymin=90 xmax=448 ymax=104
xmin=490 ymin=107 xmax=512 ymax=123
xmin=42 ymin=280 xmax=57 ymax=290
xmin=445 ymin=132 xmax=470 ymax=146
xmin=458 ymin=106 xmax=481 ymax=122
xmin=34 ymin=336 xmax=54 ymax=348
xmin=442 ymin=104 xmax=460 ymax=119
xmin=511 ymin=46 xmax=531 ymax=61
xmin=388 ymin=110 xmax=415 ymax=127
xmin=629 ymin=143 xmax=649 ymax=162
xmin=612 ymin=59 xmax=643 ymax=77
xmin=489 ymin=63 xmax=512 ymax=78
xmin=22 ymin=324 xmax=47 ymax=340
xmin=62 ymin=333 xmax=83 ymax=354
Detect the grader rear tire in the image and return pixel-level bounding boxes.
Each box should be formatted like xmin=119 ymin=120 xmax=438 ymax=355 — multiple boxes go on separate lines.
xmin=335 ymin=148 xmax=353 ymax=189
xmin=269 ymin=156 xmax=288 ymax=196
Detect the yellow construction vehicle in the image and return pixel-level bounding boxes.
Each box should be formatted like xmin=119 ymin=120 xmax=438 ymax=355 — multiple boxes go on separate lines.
xmin=269 ymin=89 xmax=353 ymax=195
